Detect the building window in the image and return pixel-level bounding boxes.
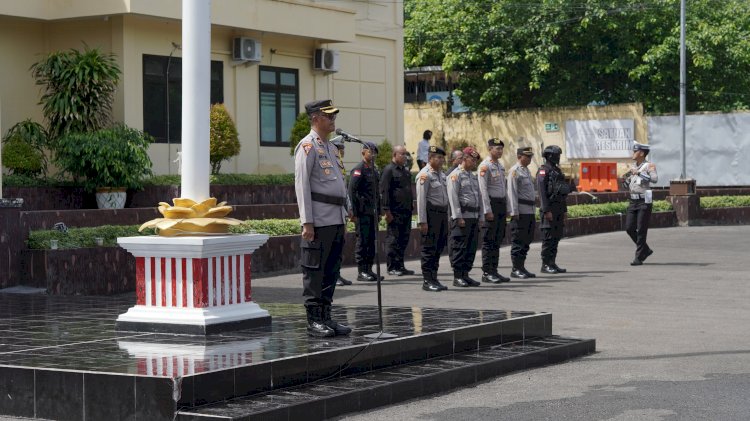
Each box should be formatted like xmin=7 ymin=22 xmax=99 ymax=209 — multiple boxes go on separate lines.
xmin=142 ymin=54 xmax=224 ymax=143
xmin=259 ymin=66 xmax=299 ymax=146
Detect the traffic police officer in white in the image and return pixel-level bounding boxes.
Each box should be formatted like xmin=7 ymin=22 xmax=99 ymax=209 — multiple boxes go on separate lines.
xmin=478 ymin=138 xmax=510 ymax=283
xmin=416 ymin=146 xmax=450 ymax=292
xmin=447 ymin=146 xmax=483 ymax=288
xmin=294 ymin=99 xmax=351 ymax=337
xmin=624 ymin=142 xmax=658 ymax=266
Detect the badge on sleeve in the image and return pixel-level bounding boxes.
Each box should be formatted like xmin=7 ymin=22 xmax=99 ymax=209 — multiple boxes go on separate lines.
xmin=419 ymin=173 xmax=427 ymax=185
xmin=302 ymin=143 xmax=313 ymax=155
xmin=539 ymin=169 xmax=546 ymax=176
xmin=450 ymin=174 xmax=458 ymax=181
xmin=353 ymin=169 xmax=362 ymax=177
xmin=479 ymin=164 xmax=487 ymax=177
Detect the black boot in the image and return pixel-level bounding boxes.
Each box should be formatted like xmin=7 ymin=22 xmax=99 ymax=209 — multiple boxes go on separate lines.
xmin=322 ymin=305 xmax=352 ymax=336
xmin=482 ymin=272 xmax=502 ymax=284
xmin=464 ymin=273 xmax=481 ymax=287
xmin=336 ymin=275 xmax=353 ymax=286
xmin=511 ymin=268 xmax=529 ymax=279
xmin=357 ymin=266 xmax=376 ymax=282
xmin=551 ymin=262 xmax=567 ymax=273
xmin=541 ymin=264 xmax=558 ymax=274
xmin=494 ymin=272 xmax=511 ymax=282
xmin=306 ymin=305 xmax=335 ymax=338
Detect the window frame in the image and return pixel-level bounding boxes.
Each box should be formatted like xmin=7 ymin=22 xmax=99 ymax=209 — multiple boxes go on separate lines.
xmin=259 ymin=65 xmax=299 ymax=147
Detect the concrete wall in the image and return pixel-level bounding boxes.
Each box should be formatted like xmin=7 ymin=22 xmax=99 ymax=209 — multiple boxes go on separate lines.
xmin=404 ymin=102 xmax=647 ymax=178
xmin=0 ymin=0 xmax=403 ymax=176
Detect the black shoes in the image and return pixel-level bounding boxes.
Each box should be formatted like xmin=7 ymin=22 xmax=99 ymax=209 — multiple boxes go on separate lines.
xmin=357 ymin=272 xmax=376 ymax=282
xmin=306 ymin=306 xmax=335 ymax=338
xmin=482 ymin=272 xmax=502 ymax=284
xmin=630 ymin=258 xmax=643 ymax=266
xmin=322 ymin=305 xmax=352 ymax=336
xmin=388 ymin=269 xmax=404 ymax=276
xmin=511 ymin=268 xmax=528 ymax=279
xmin=524 ymin=268 xmax=537 ymax=278
xmin=422 ymin=279 xmax=448 ymax=292
xmin=464 ymin=275 xmax=481 ymax=287
xmin=495 ymin=272 xmax=511 ymax=282
xmin=400 ymin=267 xmax=416 ymax=275
xmin=552 ymin=263 xmax=567 ymax=273
xmin=541 ymin=264 xmax=558 ymax=274
xmin=641 ymin=249 xmax=654 ymax=262
xmin=336 ymin=276 xmax=352 ymax=286
xmin=453 ymin=277 xmax=470 ymax=287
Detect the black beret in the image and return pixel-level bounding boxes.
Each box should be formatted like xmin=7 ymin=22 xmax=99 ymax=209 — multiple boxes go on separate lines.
xmin=428 ymin=145 xmax=446 ymax=156
xmin=305 ymin=99 xmax=339 ymax=115
xmin=517 ymin=146 xmax=534 ymax=156
xmin=487 ymin=138 xmax=505 ymax=147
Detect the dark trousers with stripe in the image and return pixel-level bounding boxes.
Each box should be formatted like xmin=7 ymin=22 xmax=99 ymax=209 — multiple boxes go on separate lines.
xmin=509 ymin=214 xmax=535 ymax=269
xmin=354 ymin=214 xmax=377 ymax=270
xmin=625 ymin=199 xmax=652 ymax=260
xmin=482 ymin=199 xmax=507 ymax=274
xmin=301 ymin=224 xmax=345 ymax=308
xmin=450 ymin=217 xmax=479 ymax=277
xmin=420 ymin=208 xmax=448 ymax=281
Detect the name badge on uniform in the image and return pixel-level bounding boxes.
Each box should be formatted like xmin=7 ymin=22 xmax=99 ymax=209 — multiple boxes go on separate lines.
xmin=319 ymin=160 xmax=333 ymax=168
xmin=324 ymin=169 xmax=332 ymax=175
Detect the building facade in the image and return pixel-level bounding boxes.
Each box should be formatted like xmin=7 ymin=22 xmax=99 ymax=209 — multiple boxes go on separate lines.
xmin=0 ymin=0 xmax=404 ymax=175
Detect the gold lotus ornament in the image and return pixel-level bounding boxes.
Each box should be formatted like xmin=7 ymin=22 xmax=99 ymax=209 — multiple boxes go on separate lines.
xmin=139 ymin=198 xmax=242 ymax=237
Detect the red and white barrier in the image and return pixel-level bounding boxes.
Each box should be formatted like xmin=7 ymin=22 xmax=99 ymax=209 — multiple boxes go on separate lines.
xmin=116 ymin=235 xmax=270 ymax=333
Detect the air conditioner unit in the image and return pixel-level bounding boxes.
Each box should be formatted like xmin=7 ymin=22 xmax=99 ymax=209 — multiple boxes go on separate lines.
xmin=314 ymin=48 xmax=339 ymax=72
xmin=232 ymin=37 xmax=261 ymax=62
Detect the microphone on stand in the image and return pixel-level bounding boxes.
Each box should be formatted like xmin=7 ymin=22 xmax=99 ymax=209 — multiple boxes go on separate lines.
xmin=335 ymin=128 xmax=363 ymax=144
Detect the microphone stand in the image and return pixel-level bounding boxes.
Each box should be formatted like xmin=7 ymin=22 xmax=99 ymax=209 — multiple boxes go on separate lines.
xmin=342 ymin=134 xmax=396 ymax=340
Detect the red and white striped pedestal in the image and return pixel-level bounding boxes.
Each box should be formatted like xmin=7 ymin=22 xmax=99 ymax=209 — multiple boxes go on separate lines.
xmin=116 ymin=234 xmax=271 ymax=334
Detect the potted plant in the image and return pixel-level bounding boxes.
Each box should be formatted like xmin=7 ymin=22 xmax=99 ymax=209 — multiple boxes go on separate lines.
xmin=55 ymin=124 xmax=153 ymax=209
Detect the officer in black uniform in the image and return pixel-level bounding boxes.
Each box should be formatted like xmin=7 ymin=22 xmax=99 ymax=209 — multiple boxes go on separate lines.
xmin=380 ymin=145 xmax=415 ymax=276
xmin=330 ymin=137 xmax=353 ymax=286
xmin=294 ymin=99 xmax=351 ymax=337
xmin=416 ymin=146 xmax=450 ymax=292
xmin=349 ymin=142 xmax=382 ymax=282
xmin=537 ymin=145 xmax=571 ymax=274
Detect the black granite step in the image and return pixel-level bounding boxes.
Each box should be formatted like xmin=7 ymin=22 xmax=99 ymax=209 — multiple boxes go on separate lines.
xmin=175 ymin=336 xmax=595 ymax=421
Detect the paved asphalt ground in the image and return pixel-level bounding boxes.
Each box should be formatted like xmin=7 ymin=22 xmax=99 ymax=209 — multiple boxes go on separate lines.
xmin=3 ymin=225 xmax=749 ymax=420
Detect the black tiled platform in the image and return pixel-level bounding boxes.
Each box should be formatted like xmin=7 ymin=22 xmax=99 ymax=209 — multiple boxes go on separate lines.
xmin=0 ymin=294 xmax=593 ymax=420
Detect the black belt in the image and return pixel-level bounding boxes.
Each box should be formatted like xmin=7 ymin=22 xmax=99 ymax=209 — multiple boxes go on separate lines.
xmin=518 ymin=199 xmax=535 ymax=206
xmin=461 ymin=205 xmax=479 ymax=213
xmin=311 ymin=192 xmax=346 ymax=206
xmin=490 ymin=197 xmax=506 ymax=204
xmin=427 ymin=204 xmax=448 ymax=213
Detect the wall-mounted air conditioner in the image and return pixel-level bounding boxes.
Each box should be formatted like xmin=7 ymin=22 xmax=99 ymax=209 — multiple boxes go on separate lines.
xmin=314 ymin=48 xmax=339 ymax=72
xmin=233 ymin=37 xmax=262 ymax=62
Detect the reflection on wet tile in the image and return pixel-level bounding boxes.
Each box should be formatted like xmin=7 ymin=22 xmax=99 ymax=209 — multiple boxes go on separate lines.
xmin=0 ymin=294 xmax=547 ymax=379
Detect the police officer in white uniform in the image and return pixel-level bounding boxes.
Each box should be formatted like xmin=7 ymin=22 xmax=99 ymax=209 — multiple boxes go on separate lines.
xmin=416 ymin=146 xmax=450 ymax=292
xmin=507 ymin=147 xmax=537 ymax=279
xmin=294 ymin=99 xmax=351 ymax=337
xmin=478 ymin=138 xmax=510 ymax=283
xmin=447 ymin=146 xmax=483 ymax=288
xmin=624 ymin=142 xmax=658 ymax=266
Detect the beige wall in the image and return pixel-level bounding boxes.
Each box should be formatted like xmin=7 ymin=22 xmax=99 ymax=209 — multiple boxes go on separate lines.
xmin=405 ymin=102 xmax=647 ymax=178
xmin=0 ymin=0 xmax=403 ymax=176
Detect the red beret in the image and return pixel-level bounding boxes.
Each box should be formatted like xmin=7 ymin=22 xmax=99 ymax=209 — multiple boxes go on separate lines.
xmin=462 ymin=147 xmax=480 ymax=160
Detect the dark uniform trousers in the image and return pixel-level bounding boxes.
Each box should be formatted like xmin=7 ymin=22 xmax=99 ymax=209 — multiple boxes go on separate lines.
xmin=482 ymin=198 xmax=507 ymax=273
xmin=386 ymin=210 xmax=412 ymax=271
xmin=625 ymin=199 xmax=652 ymax=260
xmin=510 ymin=214 xmax=535 ymax=268
xmin=540 ymin=208 xmax=565 ymax=265
xmin=302 ymin=224 xmax=346 ymax=308
xmin=421 ymin=206 xmax=448 ymax=280
xmin=450 ymin=217 xmax=479 ymax=276
xmin=355 ymin=214 xmax=377 ymax=268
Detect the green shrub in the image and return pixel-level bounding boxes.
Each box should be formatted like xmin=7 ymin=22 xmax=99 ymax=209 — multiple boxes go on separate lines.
xmin=700 ymin=195 xmax=750 ymax=208
xmin=564 ymin=200 xmax=672 ymax=219
xmin=143 ymin=173 xmax=295 ymax=186
xmin=289 ymin=112 xmax=311 ymax=155
xmin=55 ymin=124 xmax=153 ymax=192
xmin=30 ymin=46 xmax=120 ymax=142
xmin=209 ymin=103 xmax=240 ymax=174
xmin=1 ymin=120 xmax=49 ymax=177
xmin=230 ymin=219 xmax=302 ymax=236
xmin=27 ymin=225 xmax=155 ymax=250
xmin=375 ymin=139 xmax=393 ymax=170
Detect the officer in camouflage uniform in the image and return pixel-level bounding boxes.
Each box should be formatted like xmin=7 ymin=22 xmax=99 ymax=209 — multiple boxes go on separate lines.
xmin=447 ymin=146 xmax=483 ymax=288
xmin=624 ymin=142 xmax=658 ymax=266
xmin=537 ymin=145 xmax=571 ymax=274
xmin=294 ymin=99 xmax=351 ymax=337
xmin=478 ymin=138 xmax=510 ymax=283
xmin=507 ymin=147 xmax=537 ymax=279
xmin=416 ymin=146 xmax=450 ymax=292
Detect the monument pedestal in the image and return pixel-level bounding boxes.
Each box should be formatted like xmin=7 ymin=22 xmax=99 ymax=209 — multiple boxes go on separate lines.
xmin=116 ymin=234 xmax=271 ymax=334
xmin=669 ymin=179 xmax=699 ymax=227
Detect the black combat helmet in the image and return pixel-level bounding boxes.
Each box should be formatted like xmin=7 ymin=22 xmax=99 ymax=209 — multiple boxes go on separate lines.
xmin=542 ymin=145 xmax=562 ymax=164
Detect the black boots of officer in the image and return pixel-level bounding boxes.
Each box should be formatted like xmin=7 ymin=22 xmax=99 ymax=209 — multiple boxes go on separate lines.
xmin=453 ymin=272 xmax=481 ymax=287
xmin=306 ymin=305 xmax=351 ymax=337
xmin=356 ymin=265 xmax=383 ymax=282
xmin=422 ymin=275 xmax=448 ymax=292
xmin=541 ymin=261 xmax=567 ymax=274
xmin=482 ymin=272 xmax=511 ymax=284
xmin=510 ymin=258 xmax=536 ymax=279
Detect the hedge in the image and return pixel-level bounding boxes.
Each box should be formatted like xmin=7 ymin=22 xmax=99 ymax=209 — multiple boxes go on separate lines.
xmin=700 ymin=195 xmax=750 ymax=209
xmin=144 ymin=173 xmax=295 ymax=186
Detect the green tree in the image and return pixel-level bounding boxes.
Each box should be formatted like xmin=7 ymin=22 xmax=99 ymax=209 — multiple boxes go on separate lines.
xmin=209 ymin=104 xmax=240 ymax=174
xmin=288 ymin=112 xmax=310 ymax=155
xmin=375 ymin=139 xmax=393 ymax=170
xmin=405 ymin=0 xmax=750 ymax=113
xmin=1 ymin=120 xmax=49 ymax=176
xmin=30 ymin=46 xmax=121 ymax=142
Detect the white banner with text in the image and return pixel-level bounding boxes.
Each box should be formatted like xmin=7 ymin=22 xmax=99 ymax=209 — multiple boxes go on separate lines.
xmin=565 ymin=119 xmax=635 ymax=159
